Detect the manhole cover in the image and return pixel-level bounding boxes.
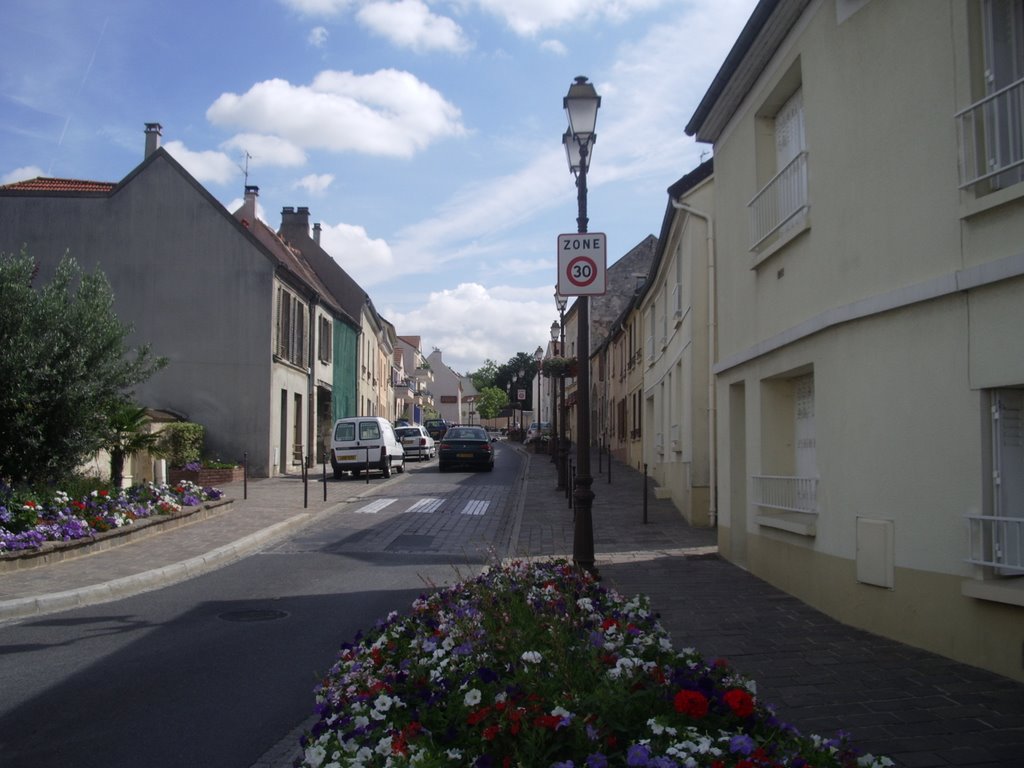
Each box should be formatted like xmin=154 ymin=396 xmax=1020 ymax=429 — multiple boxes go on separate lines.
xmin=217 ymin=609 xmax=289 ymax=623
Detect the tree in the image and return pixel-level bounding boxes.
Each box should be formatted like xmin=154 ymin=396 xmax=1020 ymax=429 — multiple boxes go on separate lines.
xmin=0 ymin=249 xmax=166 ymax=486
xmin=104 ymin=400 xmax=165 ymax=489
xmin=474 ymin=386 xmax=509 ymax=421
xmin=469 ymin=359 xmax=499 ymax=391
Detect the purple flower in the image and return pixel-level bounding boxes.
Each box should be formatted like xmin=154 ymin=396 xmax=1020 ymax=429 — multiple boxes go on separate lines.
xmin=586 ymin=754 xmax=609 ymax=768
xmin=627 ymin=744 xmax=651 ymax=767
xmin=551 ymin=762 xmax=575 ymax=768
xmin=730 ymin=734 xmax=756 ymax=755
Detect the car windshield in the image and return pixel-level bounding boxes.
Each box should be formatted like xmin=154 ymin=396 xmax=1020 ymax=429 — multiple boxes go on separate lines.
xmin=396 ymin=428 xmax=418 ymax=437
xmin=446 ymin=428 xmax=486 ymax=441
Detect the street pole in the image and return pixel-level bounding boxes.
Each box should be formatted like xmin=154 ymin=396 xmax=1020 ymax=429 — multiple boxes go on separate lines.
xmin=563 ymin=75 xmax=600 ymax=576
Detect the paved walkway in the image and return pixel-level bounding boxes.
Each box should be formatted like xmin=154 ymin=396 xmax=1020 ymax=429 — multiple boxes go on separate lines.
xmin=2 ymin=445 xmax=1022 ymax=768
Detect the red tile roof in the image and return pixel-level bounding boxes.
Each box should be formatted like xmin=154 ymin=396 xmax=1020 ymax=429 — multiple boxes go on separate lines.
xmin=1 ymin=177 xmax=116 ymax=193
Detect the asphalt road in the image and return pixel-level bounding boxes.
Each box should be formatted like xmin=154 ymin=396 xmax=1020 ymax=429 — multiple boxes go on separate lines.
xmin=0 ymin=443 xmax=521 ymax=768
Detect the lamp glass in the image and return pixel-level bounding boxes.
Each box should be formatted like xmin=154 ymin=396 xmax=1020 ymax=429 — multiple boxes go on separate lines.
xmin=550 ymin=321 xmax=559 ymax=341
xmin=563 ymin=76 xmax=601 ymax=139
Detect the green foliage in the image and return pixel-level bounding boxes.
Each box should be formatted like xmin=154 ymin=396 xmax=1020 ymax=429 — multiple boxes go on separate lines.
xmin=0 ymin=249 xmax=166 ymax=486
xmin=104 ymin=400 xmax=165 ymax=488
xmin=469 ymin=358 xmax=499 ymax=391
xmin=158 ymin=422 xmax=204 ymax=468
xmin=474 ymin=386 xmax=509 ymax=420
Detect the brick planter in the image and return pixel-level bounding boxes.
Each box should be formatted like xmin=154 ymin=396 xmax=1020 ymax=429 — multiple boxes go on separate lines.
xmin=167 ymin=466 xmax=244 ymax=486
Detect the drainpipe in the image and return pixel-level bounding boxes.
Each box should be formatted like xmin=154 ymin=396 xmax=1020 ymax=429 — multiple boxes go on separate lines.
xmin=309 ymin=295 xmax=318 ymax=469
xmin=670 ymin=199 xmax=717 ymax=527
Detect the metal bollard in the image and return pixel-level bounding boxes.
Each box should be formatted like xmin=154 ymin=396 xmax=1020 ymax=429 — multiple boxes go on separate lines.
xmin=643 ymin=463 xmax=648 ymax=524
xmin=608 ymin=449 xmax=612 ymax=484
xmin=322 ymin=459 xmax=327 ymax=501
xmin=303 ymin=455 xmax=308 ymax=509
xmin=243 ymin=452 xmax=248 ymax=500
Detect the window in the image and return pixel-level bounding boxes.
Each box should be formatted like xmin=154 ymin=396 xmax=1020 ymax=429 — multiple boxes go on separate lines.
xmin=318 ymin=316 xmax=332 ymax=363
xmin=967 ymin=389 xmax=1024 ymax=575
xmin=957 ymin=0 xmax=1024 ymax=194
xmin=753 ymin=371 xmax=818 ymax=536
xmin=275 ymin=287 xmax=306 ymax=367
xmin=750 ymin=61 xmax=809 ymax=254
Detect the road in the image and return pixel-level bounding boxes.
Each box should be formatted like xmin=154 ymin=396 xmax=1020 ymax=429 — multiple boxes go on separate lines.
xmin=0 ymin=441 xmax=521 ymax=768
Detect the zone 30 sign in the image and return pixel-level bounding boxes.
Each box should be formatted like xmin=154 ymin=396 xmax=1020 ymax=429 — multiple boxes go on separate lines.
xmin=557 ymin=233 xmax=607 ymax=296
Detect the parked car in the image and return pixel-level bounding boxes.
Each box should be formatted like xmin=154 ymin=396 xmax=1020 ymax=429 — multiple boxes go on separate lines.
xmin=395 ymin=424 xmax=436 ymax=461
xmin=524 ymin=421 xmax=551 ymax=445
xmin=438 ymin=425 xmax=494 ymax=472
xmin=330 ymin=416 xmax=405 ymax=479
xmin=424 ymin=418 xmax=453 ymax=441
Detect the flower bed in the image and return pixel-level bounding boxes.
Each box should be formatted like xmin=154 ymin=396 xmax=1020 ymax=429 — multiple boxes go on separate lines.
xmin=0 ymin=481 xmax=224 ymax=553
xmin=299 ymin=559 xmax=892 ymax=768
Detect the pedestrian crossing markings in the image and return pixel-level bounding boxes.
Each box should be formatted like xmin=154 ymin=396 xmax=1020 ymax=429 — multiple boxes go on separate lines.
xmin=353 ymin=497 xmax=491 ymax=516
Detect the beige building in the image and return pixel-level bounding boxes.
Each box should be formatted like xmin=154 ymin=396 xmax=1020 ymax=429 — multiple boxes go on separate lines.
xmin=638 ymin=161 xmax=714 ymax=526
xmin=688 ymin=0 xmax=1024 ymax=681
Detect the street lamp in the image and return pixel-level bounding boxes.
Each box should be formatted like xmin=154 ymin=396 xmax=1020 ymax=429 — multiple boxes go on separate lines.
xmin=554 ymin=291 xmax=568 ymax=489
xmin=533 ymin=347 xmax=544 ymax=449
xmin=563 ymin=75 xmax=600 ymax=575
xmin=549 ymin=320 xmax=559 ymax=460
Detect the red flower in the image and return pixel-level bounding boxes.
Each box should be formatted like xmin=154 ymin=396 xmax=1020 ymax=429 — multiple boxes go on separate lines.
xmin=724 ymin=688 xmax=755 ymax=718
xmin=673 ymin=689 xmax=709 ymax=718
xmin=482 ymin=724 xmax=500 ymax=741
xmin=601 ymin=617 xmax=618 ymax=630
xmin=467 ymin=706 xmax=492 ymax=726
xmin=533 ymin=714 xmax=563 ymax=730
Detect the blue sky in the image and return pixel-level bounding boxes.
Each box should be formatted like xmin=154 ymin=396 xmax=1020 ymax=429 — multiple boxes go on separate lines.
xmin=2 ymin=0 xmax=756 ymax=375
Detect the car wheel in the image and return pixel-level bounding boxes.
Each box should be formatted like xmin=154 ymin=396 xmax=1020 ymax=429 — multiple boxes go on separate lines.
xmin=438 ymin=463 xmax=447 ymax=472
xmin=333 ymin=469 xmax=343 ymax=480
xmin=382 ymin=459 xmax=392 ymax=479
xmin=397 ymin=456 xmax=405 ymax=474
xmin=486 ymin=463 xmax=494 ymax=472
xmin=353 ymin=469 xmax=361 ymax=478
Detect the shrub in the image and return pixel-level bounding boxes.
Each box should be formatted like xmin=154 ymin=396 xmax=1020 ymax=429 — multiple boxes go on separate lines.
xmin=159 ymin=422 xmax=204 ymax=468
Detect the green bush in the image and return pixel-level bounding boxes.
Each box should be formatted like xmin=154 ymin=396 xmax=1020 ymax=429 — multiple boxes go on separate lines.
xmin=159 ymin=423 xmax=204 ymax=468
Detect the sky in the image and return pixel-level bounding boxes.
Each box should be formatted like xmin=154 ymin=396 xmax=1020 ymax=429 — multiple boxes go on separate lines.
xmin=2 ymin=0 xmax=757 ymax=376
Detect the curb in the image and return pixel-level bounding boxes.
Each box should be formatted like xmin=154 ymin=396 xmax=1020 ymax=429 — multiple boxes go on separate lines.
xmin=0 ymin=513 xmax=312 ymax=622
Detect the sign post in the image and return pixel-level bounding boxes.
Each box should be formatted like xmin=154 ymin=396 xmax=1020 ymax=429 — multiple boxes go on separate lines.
xmin=557 ymin=233 xmax=607 ymax=296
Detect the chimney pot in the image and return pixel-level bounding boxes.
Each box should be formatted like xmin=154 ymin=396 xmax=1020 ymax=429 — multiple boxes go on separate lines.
xmin=144 ymin=123 xmax=163 ymax=158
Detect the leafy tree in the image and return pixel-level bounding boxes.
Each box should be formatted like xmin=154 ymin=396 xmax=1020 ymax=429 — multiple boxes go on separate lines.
xmin=0 ymin=249 xmax=166 ymax=486
xmin=469 ymin=359 xmax=499 ymax=391
xmin=475 ymin=386 xmax=509 ymax=421
xmin=104 ymin=400 xmax=165 ymax=488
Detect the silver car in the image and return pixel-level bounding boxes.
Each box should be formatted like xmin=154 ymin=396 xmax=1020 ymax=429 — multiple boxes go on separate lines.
xmin=395 ymin=425 xmax=436 ymax=461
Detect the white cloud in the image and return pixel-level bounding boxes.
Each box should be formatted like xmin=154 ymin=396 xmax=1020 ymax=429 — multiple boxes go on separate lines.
xmin=206 ymin=70 xmax=466 ymax=158
xmin=308 ymin=26 xmax=329 ymax=46
xmin=294 ymin=173 xmax=335 ymax=194
xmin=388 ymin=282 xmax=560 ymax=374
xmin=539 ymin=39 xmax=567 ymax=56
xmin=163 ymin=140 xmax=238 ymax=185
xmin=468 ymin=0 xmax=668 ymax=36
xmin=357 ymin=0 xmax=472 ymax=53
xmin=221 ymin=133 xmax=308 ymax=167
xmin=319 ymin=221 xmax=395 ymax=284
xmin=2 ymin=165 xmax=44 ymax=184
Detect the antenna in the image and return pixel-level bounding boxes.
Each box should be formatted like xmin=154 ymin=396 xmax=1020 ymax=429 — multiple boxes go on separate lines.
xmin=238 ymin=151 xmax=253 ymax=185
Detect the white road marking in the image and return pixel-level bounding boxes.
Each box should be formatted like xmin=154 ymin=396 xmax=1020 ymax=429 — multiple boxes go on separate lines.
xmin=353 ymin=498 xmax=398 ymax=515
xmin=461 ymin=500 xmax=490 ymax=516
xmin=408 ymin=498 xmax=444 ymax=514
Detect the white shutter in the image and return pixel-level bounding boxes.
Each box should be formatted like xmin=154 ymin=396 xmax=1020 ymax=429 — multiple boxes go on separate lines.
xmin=993 ymin=389 xmax=1024 ymax=520
xmin=775 ymin=89 xmax=806 ymax=169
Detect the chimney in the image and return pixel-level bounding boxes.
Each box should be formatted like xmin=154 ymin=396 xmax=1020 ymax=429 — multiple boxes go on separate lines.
xmin=313 ymin=222 xmax=321 ymax=245
xmin=279 ymin=205 xmax=311 ymax=243
xmin=240 ymin=185 xmax=258 ymax=228
xmin=144 ymin=123 xmax=162 ymax=158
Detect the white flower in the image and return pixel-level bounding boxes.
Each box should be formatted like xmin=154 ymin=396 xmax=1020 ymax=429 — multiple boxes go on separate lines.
xmin=464 ymin=688 xmax=482 ymax=706
xmin=303 ymin=743 xmax=327 ymax=767
xmin=576 ymin=597 xmax=594 ymax=612
xmin=521 ymin=650 xmax=542 ymax=664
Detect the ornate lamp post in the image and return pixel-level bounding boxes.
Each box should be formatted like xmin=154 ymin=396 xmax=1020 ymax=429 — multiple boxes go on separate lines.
xmin=563 ymin=75 xmax=600 ymax=575
xmin=554 ymin=291 xmax=568 ymax=489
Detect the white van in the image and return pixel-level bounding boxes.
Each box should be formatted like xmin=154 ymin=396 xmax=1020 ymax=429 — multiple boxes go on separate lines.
xmin=330 ymin=417 xmax=405 ymax=479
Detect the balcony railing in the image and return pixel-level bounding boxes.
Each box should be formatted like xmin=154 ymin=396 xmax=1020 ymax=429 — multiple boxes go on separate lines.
xmin=966 ymin=514 xmax=1024 ymax=573
xmin=752 ymin=474 xmax=818 ymax=514
xmin=956 ymin=76 xmax=1024 ymax=191
xmin=748 ymin=151 xmax=809 ymax=251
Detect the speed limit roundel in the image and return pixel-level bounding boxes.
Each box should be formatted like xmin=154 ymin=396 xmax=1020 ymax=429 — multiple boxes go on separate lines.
xmin=557 ymin=233 xmax=607 ymax=296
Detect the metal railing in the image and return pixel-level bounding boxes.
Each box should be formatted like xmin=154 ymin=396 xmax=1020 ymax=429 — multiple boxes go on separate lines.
xmin=748 ymin=151 xmax=809 ymax=251
xmin=966 ymin=514 xmax=1024 ymax=573
xmin=752 ymin=474 xmax=818 ymax=514
xmin=956 ymin=76 xmax=1024 ymax=191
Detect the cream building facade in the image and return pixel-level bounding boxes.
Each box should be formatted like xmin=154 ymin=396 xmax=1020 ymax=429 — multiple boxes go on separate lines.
xmin=638 ymin=161 xmax=715 ymax=526
xmin=687 ymin=0 xmax=1024 ymax=681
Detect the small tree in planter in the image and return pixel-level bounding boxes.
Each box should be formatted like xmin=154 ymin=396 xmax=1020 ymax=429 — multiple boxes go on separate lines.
xmin=103 ymin=400 xmax=166 ymax=488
